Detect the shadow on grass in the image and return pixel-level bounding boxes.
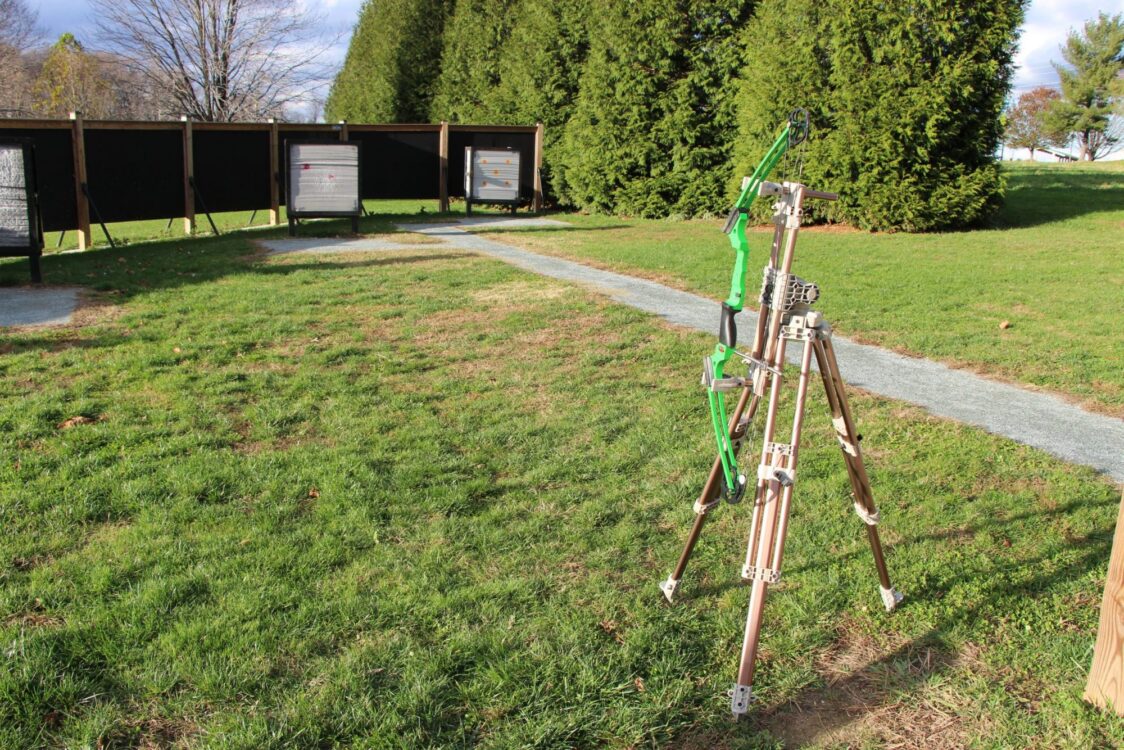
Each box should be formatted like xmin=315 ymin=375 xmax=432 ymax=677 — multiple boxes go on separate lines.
xmin=672 ymin=628 xmax=960 ymax=749
xmin=0 ymin=330 xmax=131 ymax=355
xmin=669 ymin=485 xmax=1117 ymax=747
xmin=0 ymin=213 xmax=482 ymax=305
xmin=777 ymin=492 xmax=1120 ymax=580
xmin=995 ymin=168 xmax=1124 ymax=229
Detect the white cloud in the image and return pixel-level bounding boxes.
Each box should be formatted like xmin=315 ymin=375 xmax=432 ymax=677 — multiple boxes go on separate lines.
xmin=1011 ymin=0 xmax=1108 ymax=92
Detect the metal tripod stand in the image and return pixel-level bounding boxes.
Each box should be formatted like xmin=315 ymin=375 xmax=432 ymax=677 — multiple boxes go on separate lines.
xmin=661 ymin=180 xmax=903 ymax=717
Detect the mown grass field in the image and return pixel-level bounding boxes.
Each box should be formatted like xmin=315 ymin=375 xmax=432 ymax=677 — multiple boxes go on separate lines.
xmin=481 ymin=162 xmax=1124 ymax=416
xmin=0 ymin=172 xmax=1121 ymax=748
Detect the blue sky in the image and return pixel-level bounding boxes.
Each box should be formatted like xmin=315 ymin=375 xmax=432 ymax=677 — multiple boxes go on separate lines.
xmin=27 ymin=0 xmax=1115 ymax=133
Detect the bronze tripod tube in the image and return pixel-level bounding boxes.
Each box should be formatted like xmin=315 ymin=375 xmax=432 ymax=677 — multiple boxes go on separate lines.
xmin=668 ymin=387 xmax=761 ymax=584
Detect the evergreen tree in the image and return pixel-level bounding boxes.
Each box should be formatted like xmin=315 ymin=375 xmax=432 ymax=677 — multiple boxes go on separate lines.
xmin=428 ymin=0 xmax=521 ymax=123
xmin=733 ymin=0 xmax=1025 ymax=231
xmin=1044 ymin=12 xmax=1124 ymax=161
xmin=481 ymin=0 xmax=591 ymax=202
xmin=326 ymin=0 xmax=451 ymax=123
xmin=557 ymin=0 xmax=754 ymax=217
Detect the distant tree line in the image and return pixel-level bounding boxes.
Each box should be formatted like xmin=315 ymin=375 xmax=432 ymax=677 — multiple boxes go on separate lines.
xmin=328 ymin=0 xmax=1034 ymax=230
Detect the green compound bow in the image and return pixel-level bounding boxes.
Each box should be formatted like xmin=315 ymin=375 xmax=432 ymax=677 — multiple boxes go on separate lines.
xmin=704 ymin=109 xmax=809 ymax=503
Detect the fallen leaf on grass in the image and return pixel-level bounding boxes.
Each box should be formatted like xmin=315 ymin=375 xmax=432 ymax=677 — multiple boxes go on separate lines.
xmin=58 ymin=415 xmax=96 ymax=429
xmin=998 ymin=320 xmax=1011 ymax=330
xmin=599 ymin=619 xmax=624 ymax=643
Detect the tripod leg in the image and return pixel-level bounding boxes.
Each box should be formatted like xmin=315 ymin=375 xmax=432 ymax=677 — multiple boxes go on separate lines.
xmin=813 ymin=336 xmax=902 ymax=612
xmin=732 ymin=337 xmax=815 ymax=716
xmin=661 ymin=386 xmax=761 ymax=602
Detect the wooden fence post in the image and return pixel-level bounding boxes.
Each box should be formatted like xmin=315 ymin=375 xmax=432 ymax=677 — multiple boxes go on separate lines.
xmin=339 ymin=120 xmax=348 ymax=141
xmin=532 ymin=121 xmax=544 ymax=212
xmin=438 ymin=121 xmax=449 ymax=213
xmin=69 ymin=111 xmax=90 ymax=250
xmin=181 ymin=116 xmax=195 ymax=235
xmin=1085 ymin=488 xmax=1124 ymax=714
xmin=268 ymin=118 xmax=280 ymax=226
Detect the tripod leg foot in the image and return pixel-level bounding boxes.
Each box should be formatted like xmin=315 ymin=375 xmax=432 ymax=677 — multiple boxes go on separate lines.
xmin=730 ymin=683 xmax=754 ymax=716
xmin=880 ymin=585 xmax=904 ymax=612
xmin=659 ymin=577 xmax=680 ymax=603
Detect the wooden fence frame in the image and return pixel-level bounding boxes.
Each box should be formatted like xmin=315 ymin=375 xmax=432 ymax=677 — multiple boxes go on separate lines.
xmin=0 ymin=115 xmax=544 ymax=249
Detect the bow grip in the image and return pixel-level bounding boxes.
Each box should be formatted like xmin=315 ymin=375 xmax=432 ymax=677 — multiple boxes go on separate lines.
xmin=719 ymin=302 xmax=737 ymax=348
xmin=722 ymin=206 xmax=744 ymax=235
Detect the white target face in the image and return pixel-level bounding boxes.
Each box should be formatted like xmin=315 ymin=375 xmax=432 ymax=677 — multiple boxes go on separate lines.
xmin=288 ymin=143 xmax=360 ymax=214
xmin=470 ymin=149 xmax=520 ymax=202
xmin=0 ymin=144 xmax=31 ymax=247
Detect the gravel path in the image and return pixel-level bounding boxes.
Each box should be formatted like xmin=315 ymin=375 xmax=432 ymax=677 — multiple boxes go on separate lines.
xmin=0 ymin=287 xmax=80 ymax=327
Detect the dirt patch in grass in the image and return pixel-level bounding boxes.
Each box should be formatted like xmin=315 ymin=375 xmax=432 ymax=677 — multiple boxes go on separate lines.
xmin=4 ymin=612 xmax=64 ymax=628
xmin=10 ymin=554 xmax=52 ymax=572
xmin=408 ymin=307 xmax=516 ymax=350
xmin=232 ymin=432 xmax=333 ymax=456
xmin=70 ymin=290 xmax=125 ymax=328
xmin=99 ymin=712 xmax=202 ymax=750
xmin=377 ymin=231 xmax=444 ymax=245
xmin=5 ymin=597 xmax=64 ymax=628
xmin=798 ymin=223 xmax=866 ymax=235
xmin=758 ymin=622 xmax=987 ymax=749
xmin=506 ymin=312 xmax=615 ymax=350
xmin=136 ymin=718 xmax=198 ymax=750
xmin=470 ymin=280 xmax=572 ymax=305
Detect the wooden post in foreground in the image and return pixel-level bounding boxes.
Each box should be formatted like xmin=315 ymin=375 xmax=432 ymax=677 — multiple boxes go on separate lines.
xmin=438 ymin=121 xmax=449 ymax=213
xmin=532 ymin=121 xmax=544 ymax=212
xmin=268 ymin=118 xmax=280 ymax=226
xmin=1085 ymin=488 xmax=1124 ymax=714
xmin=69 ymin=112 xmax=90 ymax=250
xmin=181 ymin=116 xmax=195 ymax=235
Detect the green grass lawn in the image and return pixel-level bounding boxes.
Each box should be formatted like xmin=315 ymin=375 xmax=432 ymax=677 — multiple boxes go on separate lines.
xmin=1 ymin=225 xmax=1122 ymax=747
xmin=477 ymin=162 xmax=1124 ymax=416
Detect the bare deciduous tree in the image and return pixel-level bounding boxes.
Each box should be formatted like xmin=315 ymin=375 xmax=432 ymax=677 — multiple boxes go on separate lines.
xmin=0 ymin=0 xmax=42 ymax=116
xmin=90 ymin=0 xmax=338 ymax=122
xmin=0 ymin=0 xmax=39 ymax=50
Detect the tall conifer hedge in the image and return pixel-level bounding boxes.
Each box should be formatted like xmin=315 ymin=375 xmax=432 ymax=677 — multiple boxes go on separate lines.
xmin=325 ymin=0 xmax=451 ymax=123
xmin=557 ymin=0 xmax=754 ymax=217
xmin=429 ymin=0 xmax=521 ymax=123
xmin=482 ymin=0 xmax=591 ymax=202
xmin=327 ymin=0 xmax=1025 ymax=229
xmin=733 ymin=0 xmax=1025 ymax=230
